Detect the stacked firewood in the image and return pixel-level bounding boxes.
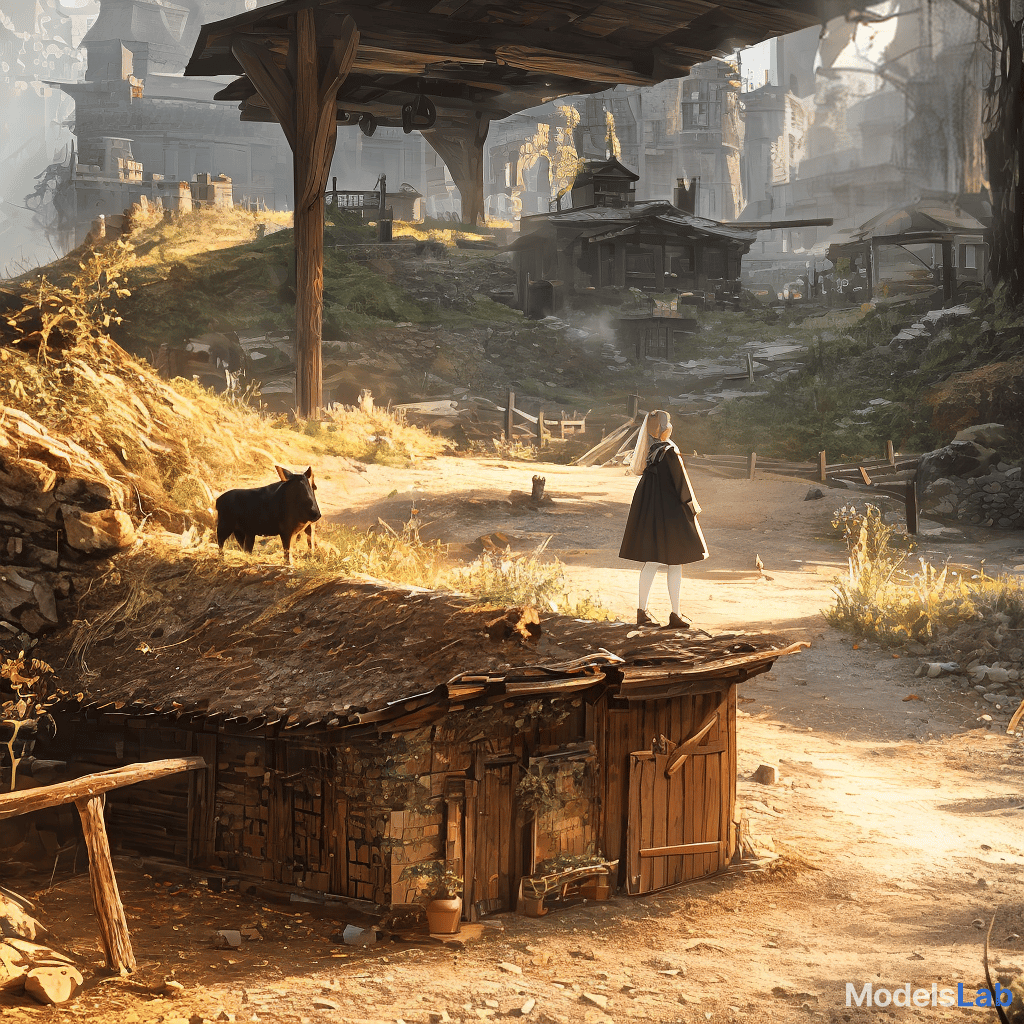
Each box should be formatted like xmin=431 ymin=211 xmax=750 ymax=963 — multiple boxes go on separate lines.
xmin=0 ymin=405 xmax=135 ymax=636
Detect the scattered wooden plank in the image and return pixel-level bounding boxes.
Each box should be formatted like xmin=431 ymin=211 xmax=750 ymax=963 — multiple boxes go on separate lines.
xmin=575 ymin=420 xmax=633 ymax=467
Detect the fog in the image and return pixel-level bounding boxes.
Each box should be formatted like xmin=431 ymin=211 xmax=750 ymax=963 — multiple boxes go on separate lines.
xmin=0 ymin=0 xmax=988 ymax=277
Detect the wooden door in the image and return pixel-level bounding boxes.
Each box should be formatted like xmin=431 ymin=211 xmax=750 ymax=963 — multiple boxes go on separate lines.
xmin=470 ymin=763 xmax=515 ymax=917
xmin=625 ymin=704 xmax=727 ymax=894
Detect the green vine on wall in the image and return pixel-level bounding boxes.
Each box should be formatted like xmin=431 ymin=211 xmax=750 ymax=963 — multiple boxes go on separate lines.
xmin=516 ymin=759 xmax=588 ymax=820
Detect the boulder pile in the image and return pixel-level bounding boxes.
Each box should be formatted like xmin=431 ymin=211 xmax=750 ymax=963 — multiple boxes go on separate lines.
xmin=918 ymin=425 xmax=1023 ymax=531
xmin=1 ymin=405 xmax=136 ymax=636
xmin=0 ymin=889 xmax=82 ymax=1005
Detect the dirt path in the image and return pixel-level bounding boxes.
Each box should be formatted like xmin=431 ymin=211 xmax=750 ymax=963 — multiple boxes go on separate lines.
xmin=6 ymin=456 xmax=1024 ymax=1023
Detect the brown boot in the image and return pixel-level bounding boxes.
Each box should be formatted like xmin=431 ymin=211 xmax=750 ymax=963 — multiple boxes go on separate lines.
xmin=637 ymin=608 xmax=660 ymax=627
xmin=663 ymin=612 xmax=690 ymax=630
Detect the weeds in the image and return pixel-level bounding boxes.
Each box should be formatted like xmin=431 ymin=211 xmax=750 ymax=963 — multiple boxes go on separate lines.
xmin=451 ymin=538 xmax=564 ymax=609
xmin=217 ymin=514 xmax=608 ymax=617
xmin=826 ymin=503 xmax=1024 ymax=646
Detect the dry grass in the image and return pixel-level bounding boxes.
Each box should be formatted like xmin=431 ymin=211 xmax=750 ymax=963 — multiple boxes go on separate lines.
xmin=128 ymin=206 xmax=290 ymax=280
xmin=826 ymin=503 xmax=1024 ymax=646
xmin=0 ymin=240 xmax=444 ymax=528
xmin=162 ymin=514 xmax=610 ymax=619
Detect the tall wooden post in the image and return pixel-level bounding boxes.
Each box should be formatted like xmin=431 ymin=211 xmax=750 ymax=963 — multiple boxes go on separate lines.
xmin=505 ymin=390 xmax=515 ymax=443
xmin=941 ymin=239 xmax=955 ymax=304
xmin=75 ymin=795 xmax=136 ymax=974
xmin=233 ymin=14 xmax=359 ymax=418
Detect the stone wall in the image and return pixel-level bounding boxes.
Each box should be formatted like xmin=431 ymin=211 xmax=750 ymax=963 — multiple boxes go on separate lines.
xmin=923 ymin=465 xmax=1023 ymax=530
xmin=918 ymin=431 xmax=1023 ymax=531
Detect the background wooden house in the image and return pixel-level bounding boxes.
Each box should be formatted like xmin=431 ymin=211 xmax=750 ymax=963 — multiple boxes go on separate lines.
xmin=44 ymin=572 xmax=803 ymax=918
xmin=513 ymin=199 xmax=758 ymax=312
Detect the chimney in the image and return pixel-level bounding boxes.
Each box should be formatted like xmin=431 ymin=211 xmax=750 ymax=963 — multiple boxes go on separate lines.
xmin=673 ymin=177 xmax=699 ymax=214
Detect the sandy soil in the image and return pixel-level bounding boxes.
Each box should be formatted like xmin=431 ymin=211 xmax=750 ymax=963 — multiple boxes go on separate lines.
xmin=5 ymin=457 xmax=1024 ymax=1023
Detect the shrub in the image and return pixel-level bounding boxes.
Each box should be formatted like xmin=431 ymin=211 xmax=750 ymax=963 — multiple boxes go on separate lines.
xmin=826 ymin=503 xmax=1024 ymax=646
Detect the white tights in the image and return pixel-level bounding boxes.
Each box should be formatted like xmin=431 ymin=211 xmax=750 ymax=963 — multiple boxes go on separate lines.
xmin=638 ymin=562 xmax=682 ymax=616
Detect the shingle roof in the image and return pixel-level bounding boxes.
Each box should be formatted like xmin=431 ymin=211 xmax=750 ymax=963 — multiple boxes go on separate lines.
xmin=66 ymin=564 xmax=804 ymax=731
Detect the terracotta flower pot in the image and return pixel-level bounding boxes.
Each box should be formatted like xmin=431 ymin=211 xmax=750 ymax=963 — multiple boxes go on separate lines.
xmin=426 ymin=896 xmax=462 ymax=935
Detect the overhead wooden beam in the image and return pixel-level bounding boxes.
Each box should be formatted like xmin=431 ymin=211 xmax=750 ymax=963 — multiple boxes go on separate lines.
xmin=0 ymin=756 xmax=206 ymax=819
xmin=231 ymin=39 xmax=297 ymax=149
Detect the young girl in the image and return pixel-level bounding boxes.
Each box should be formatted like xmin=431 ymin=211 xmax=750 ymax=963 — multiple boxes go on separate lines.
xmin=618 ymin=409 xmax=708 ymax=628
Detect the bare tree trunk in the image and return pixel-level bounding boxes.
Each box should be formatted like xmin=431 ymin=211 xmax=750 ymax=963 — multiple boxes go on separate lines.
xmin=984 ymin=0 xmax=1024 ymax=305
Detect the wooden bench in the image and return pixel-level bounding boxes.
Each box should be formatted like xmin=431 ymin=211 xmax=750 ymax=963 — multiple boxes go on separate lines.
xmin=518 ymin=859 xmax=618 ymax=915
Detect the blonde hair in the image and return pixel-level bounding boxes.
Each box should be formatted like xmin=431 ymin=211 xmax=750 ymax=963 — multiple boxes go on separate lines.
xmin=627 ymin=410 xmax=672 ymax=475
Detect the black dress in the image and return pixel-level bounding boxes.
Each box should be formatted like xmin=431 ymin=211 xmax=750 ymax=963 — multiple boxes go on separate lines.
xmin=618 ymin=440 xmax=708 ymax=565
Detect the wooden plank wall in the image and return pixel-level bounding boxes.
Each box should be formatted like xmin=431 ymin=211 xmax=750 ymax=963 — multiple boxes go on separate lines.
xmin=532 ymin=760 xmax=599 ymax=870
xmin=599 ymin=687 xmax=737 ymax=887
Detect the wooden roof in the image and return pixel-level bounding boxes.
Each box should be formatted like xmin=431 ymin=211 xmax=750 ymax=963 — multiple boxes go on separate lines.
xmin=576 ymin=157 xmax=642 ymax=183
xmin=65 ymin=566 xmax=804 ymax=733
xmin=186 ymin=0 xmax=847 ymax=131
xmin=514 ymin=200 xmax=760 ymax=247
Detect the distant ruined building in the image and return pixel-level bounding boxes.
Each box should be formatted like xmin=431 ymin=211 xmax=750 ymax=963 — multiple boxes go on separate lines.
xmin=737 ymin=1 xmax=989 ymax=295
xmin=54 ymin=0 xmax=294 ymax=244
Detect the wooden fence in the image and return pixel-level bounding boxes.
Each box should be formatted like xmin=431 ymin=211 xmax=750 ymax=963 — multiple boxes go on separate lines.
xmin=577 ymin=420 xmax=922 ymax=534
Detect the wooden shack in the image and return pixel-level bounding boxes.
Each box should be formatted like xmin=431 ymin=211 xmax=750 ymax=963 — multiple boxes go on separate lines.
xmin=513 ymin=200 xmax=758 ymax=311
xmin=44 ymin=572 xmax=803 ymax=917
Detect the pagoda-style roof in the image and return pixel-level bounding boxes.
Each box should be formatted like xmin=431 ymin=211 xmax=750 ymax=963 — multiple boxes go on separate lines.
xmin=515 ymin=200 xmax=760 ymax=247
xmin=575 ymin=157 xmax=641 ymax=184
xmin=187 ymin=0 xmax=849 ymax=132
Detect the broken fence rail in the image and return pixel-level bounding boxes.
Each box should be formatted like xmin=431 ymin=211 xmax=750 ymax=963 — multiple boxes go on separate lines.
xmin=688 ymin=446 xmax=922 ymax=534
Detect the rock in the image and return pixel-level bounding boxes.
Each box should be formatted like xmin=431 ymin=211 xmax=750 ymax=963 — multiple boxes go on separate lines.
xmin=213 ymin=930 xmax=242 ymax=948
xmin=519 ymin=998 xmax=536 ymax=1016
xmin=312 ymin=999 xmax=339 ymax=1010
xmin=499 ymin=961 xmax=522 ymax=975
xmin=752 ymin=764 xmax=778 ymax=785
xmin=24 ymin=963 xmax=83 ymax=1005
xmin=954 ymin=423 xmax=1007 ymax=449
xmin=804 ymin=487 xmax=824 ymax=501
xmin=156 ymin=979 xmax=185 ymax=998
xmin=63 ymin=508 xmax=135 ymax=553
xmin=0 ymin=893 xmax=48 ymax=942
xmin=918 ymin=441 xmax=999 ymax=492
xmin=580 ymin=993 xmax=609 ymax=1010
xmin=342 ymin=924 xmax=376 ymax=946
xmin=0 ymin=941 xmax=30 ymax=993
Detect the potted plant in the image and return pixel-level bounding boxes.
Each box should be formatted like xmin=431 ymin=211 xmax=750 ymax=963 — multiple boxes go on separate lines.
xmin=425 ymin=868 xmax=464 ymax=935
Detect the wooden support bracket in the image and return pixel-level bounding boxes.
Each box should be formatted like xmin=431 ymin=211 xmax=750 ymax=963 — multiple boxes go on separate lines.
xmin=665 ymin=708 xmax=720 ymax=777
xmin=0 ymin=757 xmax=205 ymax=976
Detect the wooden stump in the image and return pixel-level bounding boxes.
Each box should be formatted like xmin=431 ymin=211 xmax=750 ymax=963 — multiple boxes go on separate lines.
xmin=486 ymin=606 xmax=541 ymax=642
xmin=74 ymin=796 xmax=136 ymax=974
